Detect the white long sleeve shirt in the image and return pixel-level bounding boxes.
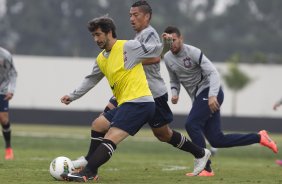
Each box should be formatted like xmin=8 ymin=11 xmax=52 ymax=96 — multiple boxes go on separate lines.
xmin=0 ymin=47 xmax=17 ymax=95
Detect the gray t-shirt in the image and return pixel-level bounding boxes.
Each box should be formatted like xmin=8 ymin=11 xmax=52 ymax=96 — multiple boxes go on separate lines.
xmin=69 ymin=39 xmax=164 ymax=102
xmin=164 ymin=44 xmax=220 ymax=102
xmin=0 ymin=47 xmax=17 ymax=94
xmin=135 ymin=25 xmax=167 ymax=98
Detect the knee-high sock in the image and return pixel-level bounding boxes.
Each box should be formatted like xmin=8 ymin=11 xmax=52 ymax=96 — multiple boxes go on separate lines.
xmin=86 ymin=139 xmax=116 ymax=173
xmin=168 ymin=130 xmax=204 ymax=158
xmin=85 ymin=130 xmax=105 ymax=161
xmin=2 ymin=122 xmax=11 ymax=148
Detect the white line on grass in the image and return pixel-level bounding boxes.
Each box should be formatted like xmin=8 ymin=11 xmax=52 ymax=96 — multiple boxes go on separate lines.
xmin=161 ymin=165 xmax=189 ymax=171
xmin=13 ymin=131 xmax=158 ymax=142
xmin=14 ymin=131 xmax=87 ymax=139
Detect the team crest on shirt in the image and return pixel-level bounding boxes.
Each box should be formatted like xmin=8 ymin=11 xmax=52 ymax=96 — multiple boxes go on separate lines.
xmin=183 ymin=57 xmax=192 ymax=68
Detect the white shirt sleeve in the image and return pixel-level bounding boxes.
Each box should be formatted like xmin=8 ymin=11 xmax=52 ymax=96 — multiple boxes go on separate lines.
xmin=164 ymin=57 xmax=181 ymax=97
xmin=123 ymin=40 xmax=163 ymax=69
xmin=69 ymin=60 xmax=104 ymax=101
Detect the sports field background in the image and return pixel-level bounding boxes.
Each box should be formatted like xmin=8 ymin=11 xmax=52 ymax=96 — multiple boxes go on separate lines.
xmin=0 ymin=124 xmax=281 ymax=184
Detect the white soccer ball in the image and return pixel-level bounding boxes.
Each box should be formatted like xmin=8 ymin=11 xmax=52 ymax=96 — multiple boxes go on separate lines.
xmin=49 ymin=156 xmax=75 ymax=180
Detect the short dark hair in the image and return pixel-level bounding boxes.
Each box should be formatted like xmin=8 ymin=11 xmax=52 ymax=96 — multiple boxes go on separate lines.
xmin=164 ymin=26 xmax=181 ymax=37
xmin=87 ymin=16 xmax=117 ymax=38
xmin=131 ymin=0 xmax=152 ymax=20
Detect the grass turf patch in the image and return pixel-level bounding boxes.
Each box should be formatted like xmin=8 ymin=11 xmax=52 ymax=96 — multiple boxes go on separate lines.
xmin=0 ymin=124 xmax=281 ymax=184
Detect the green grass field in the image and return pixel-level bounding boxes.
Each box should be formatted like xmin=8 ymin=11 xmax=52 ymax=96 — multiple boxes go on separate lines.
xmin=0 ymin=124 xmax=281 ymax=184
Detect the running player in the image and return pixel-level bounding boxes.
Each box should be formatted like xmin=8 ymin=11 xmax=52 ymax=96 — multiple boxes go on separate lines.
xmin=0 ymin=47 xmax=17 ymax=160
xmin=163 ymin=26 xmax=278 ymax=176
xmin=60 ymin=16 xmax=173 ymax=182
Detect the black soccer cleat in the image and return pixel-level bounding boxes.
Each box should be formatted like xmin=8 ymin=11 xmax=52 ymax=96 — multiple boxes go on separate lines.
xmin=61 ymin=172 xmax=87 ymax=182
xmin=61 ymin=169 xmax=99 ymax=182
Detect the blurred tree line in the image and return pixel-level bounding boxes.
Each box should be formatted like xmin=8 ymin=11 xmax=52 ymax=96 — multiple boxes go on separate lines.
xmin=0 ymin=0 xmax=282 ymax=63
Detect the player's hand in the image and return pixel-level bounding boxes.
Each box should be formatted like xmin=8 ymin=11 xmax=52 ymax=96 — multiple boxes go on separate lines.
xmin=162 ymin=33 xmax=173 ymax=41
xmin=61 ymin=95 xmax=72 ymax=105
xmin=171 ymin=96 xmax=179 ymax=104
xmin=4 ymin=93 xmax=13 ymax=101
xmin=208 ymin=96 xmax=220 ymax=113
xmin=273 ymin=103 xmax=280 ymax=111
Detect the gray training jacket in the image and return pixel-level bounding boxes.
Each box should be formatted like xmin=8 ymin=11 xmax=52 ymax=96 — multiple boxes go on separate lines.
xmin=135 ymin=25 xmax=167 ymax=98
xmin=163 ymin=44 xmax=220 ymax=102
xmin=0 ymin=47 xmax=17 ymax=95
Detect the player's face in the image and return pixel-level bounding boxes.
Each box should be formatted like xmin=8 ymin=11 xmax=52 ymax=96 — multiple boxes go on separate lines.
xmin=170 ymin=33 xmax=183 ymax=55
xmin=92 ymin=28 xmax=110 ymax=50
xmin=129 ymin=7 xmax=150 ymax=32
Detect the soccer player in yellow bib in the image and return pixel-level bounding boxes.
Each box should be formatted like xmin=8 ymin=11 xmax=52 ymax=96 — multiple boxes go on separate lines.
xmin=60 ymin=16 xmax=172 ymax=182
xmin=71 ymin=1 xmax=210 ymax=178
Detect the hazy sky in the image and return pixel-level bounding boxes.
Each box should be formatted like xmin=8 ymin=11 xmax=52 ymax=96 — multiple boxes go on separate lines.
xmin=0 ymin=0 xmax=239 ymax=19
xmin=213 ymin=0 xmax=238 ymax=15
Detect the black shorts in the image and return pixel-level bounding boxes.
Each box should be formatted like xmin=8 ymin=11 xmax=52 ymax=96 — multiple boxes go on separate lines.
xmin=105 ymin=94 xmax=173 ymax=128
xmin=109 ymin=96 xmax=118 ymax=107
xmin=104 ymin=102 xmax=155 ymax=136
xmin=148 ymin=93 xmax=173 ymax=128
xmin=0 ymin=94 xmax=9 ymax=112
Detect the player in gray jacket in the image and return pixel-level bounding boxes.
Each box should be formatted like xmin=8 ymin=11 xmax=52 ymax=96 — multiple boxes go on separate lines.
xmin=163 ymin=26 xmax=278 ymax=176
xmin=0 ymin=47 xmax=17 ymax=160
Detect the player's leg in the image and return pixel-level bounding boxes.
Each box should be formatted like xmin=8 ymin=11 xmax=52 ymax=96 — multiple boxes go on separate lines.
xmin=151 ymin=125 xmax=210 ymax=176
xmin=204 ymin=112 xmax=260 ymax=148
xmin=0 ymin=94 xmax=13 ymax=160
xmin=151 ymin=125 xmax=205 ymax=158
xmin=185 ymin=99 xmax=209 ymax=148
xmin=205 ymin=114 xmax=277 ymax=152
xmin=84 ymin=97 xmax=118 ymax=159
xmin=72 ymin=115 xmax=111 ymax=169
xmin=185 ymin=88 xmax=214 ymax=176
xmin=149 ymin=93 xmax=210 ymax=175
xmin=204 ymin=88 xmax=277 ymax=153
xmin=88 ymin=96 xmax=118 ymax=155
xmin=85 ymin=115 xmax=112 ymax=158
xmin=62 ymin=102 xmax=155 ymax=182
xmin=72 ymin=97 xmax=118 ymax=168
xmin=203 ymin=88 xmax=259 ymax=148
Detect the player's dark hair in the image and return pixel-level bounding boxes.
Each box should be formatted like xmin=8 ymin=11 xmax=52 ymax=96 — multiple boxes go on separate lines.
xmin=164 ymin=26 xmax=181 ymax=37
xmin=88 ymin=16 xmax=117 ymax=38
xmin=131 ymin=0 xmax=152 ymax=20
